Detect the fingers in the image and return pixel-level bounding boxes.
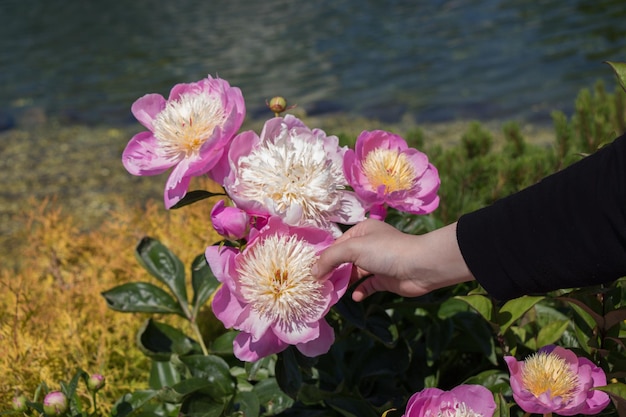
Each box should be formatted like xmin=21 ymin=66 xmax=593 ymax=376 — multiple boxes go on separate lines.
xmin=313 ymin=237 xmax=359 ymax=279
xmin=313 ymin=219 xmax=384 ymax=279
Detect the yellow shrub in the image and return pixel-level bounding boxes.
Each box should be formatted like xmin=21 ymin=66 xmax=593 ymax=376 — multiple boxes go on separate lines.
xmin=0 ymin=177 xmax=223 ymax=413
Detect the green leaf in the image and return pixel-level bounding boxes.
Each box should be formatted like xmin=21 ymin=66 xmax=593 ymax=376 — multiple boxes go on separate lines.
xmin=179 ymin=393 xmax=226 ymax=417
xmin=253 ymin=378 xmax=294 ymax=415
xmin=191 ymin=254 xmax=220 ymax=320
xmin=606 ymin=61 xmax=626 ymax=93
xmin=358 ymin=341 xmax=411 ymax=378
xmin=63 ymin=369 xmax=88 ymax=402
xmin=333 ymin=295 xmax=367 ymax=329
xmin=158 ymin=378 xmax=227 ymax=404
xmin=275 ymin=347 xmax=303 ymax=399
xmin=137 ymin=319 xmax=202 ymax=360
xmin=464 ymin=369 xmax=511 ymax=396
xmin=136 ymin=237 xmax=189 ymax=312
xmin=364 ymin=306 xmax=396 ymax=346
xmin=112 ymin=390 xmax=160 ymax=417
xmin=497 ymin=295 xmax=544 ymax=333
xmin=425 ymin=318 xmax=454 ymax=366
xmin=179 ymin=354 xmax=236 ymax=400
xmin=102 ymin=282 xmax=185 ymax=316
xmin=325 ymin=396 xmax=379 ymax=417
xmin=210 ymin=331 xmax=237 ymax=355
xmin=452 ymin=312 xmax=497 ymax=365
xmin=232 ymin=391 xmax=260 ymax=417
xmin=245 ymin=356 xmax=271 ymax=381
xmin=170 ymin=190 xmax=224 ymax=209
xmin=149 ymin=360 xmax=182 ymax=390
xmin=536 ymin=319 xmax=570 ymax=348
xmin=455 ymin=294 xmax=493 ymax=322
xmin=494 ymin=391 xmax=512 ymax=417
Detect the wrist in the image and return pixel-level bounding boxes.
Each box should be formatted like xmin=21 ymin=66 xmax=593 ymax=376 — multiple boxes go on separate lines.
xmin=420 ymin=222 xmax=475 ymax=291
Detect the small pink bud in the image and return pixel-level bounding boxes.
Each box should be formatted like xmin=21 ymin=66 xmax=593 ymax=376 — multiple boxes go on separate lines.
xmin=211 ymin=199 xmax=249 ymax=241
xmin=43 ymin=391 xmax=68 ymax=415
xmin=87 ymin=373 xmax=106 ymax=392
xmin=12 ymin=394 xmax=28 ymax=412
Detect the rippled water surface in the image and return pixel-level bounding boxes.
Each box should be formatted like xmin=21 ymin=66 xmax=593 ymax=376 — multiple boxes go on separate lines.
xmin=2 ymin=0 xmax=626 ymax=125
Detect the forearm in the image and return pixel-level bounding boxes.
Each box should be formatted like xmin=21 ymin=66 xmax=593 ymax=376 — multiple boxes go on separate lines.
xmin=457 ymin=133 xmax=626 ymax=300
xmin=413 ymin=222 xmax=475 ymax=292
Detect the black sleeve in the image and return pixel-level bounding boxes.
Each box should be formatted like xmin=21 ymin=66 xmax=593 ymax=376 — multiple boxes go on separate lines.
xmin=456 ymin=133 xmax=626 ymax=301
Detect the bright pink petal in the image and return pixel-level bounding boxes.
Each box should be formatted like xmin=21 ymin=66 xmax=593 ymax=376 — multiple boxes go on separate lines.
xmin=122 ymin=131 xmax=174 ymax=176
xmin=211 ymin=285 xmax=245 ymax=329
xmin=273 ymin=320 xmax=320 ymax=345
xmin=295 ymin=319 xmax=334 ymax=357
xmin=204 ymin=246 xmax=238 ymax=289
xmin=131 ymin=93 xmax=166 ymax=131
xmin=233 ymin=330 xmax=288 ymax=362
xmin=404 ymin=388 xmax=444 ymax=417
xmin=450 ymin=385 xmax=496 ymax=417
xmin=164 ymin=166 xmax=192 ymax=209
xmin=235 ymin=304 xmax=273 ymax=341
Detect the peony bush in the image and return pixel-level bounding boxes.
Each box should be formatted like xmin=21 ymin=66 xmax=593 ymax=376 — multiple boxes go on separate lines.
xmin=7 ymin=62 xmax=626 ymax=416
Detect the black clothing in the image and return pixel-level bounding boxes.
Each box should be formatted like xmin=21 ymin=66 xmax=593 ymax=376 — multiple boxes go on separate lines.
xmin=457 ymin=133 xmax=626 ymax=301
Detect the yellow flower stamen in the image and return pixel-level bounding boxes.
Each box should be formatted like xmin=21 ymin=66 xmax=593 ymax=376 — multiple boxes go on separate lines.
xmin=237 ymin=234 xmax=326 ymax=333
xmin=361 ymin=148 xmax=416 ymax=193
xmin=521 ymin=351 xmax=579 ymax=401
xmin=153 ymin=92 xmax=225 ymax=159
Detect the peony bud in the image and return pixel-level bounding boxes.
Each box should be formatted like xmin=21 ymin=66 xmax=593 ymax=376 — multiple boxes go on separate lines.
xmin=211 ymin=199 xmax=249 ymax=241
xmin=43 ymin=391 xmax=68 ymax=415
xmin=267 ymin=96 xmax=288 ymax=115
xmin=87 ymin=373 xmax=106 ymax=392
xmin=12 ymin=394 xmax=28 ymax=412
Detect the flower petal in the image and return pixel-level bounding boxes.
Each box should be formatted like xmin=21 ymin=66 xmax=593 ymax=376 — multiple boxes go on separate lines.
xmin=233 ymin=330 xmax=288 ymax=362
xmin=295 ymin=319 xmax=334 ymax=357
xmin=211 ymin=285 xmax=245 ymax=329
xmin=131 ymin=93 xmax=166 ymax=131
xmin=122 ymin=131 xmax=174 ymax=176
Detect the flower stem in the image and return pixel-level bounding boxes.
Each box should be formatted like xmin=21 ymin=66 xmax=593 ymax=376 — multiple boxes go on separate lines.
xmin=90 ymin=391 xmax=98 ymax=417
xmin=191 ymin=321 xmax=209 ymax=356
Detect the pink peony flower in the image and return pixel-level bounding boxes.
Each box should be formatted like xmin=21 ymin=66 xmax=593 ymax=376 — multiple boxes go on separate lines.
xmin=222 ymin=114 xmax=365 ymax=237
xmin=344 ymin=130 xmax=440 ymax=220
xmin=205 ymin=216 xmax=351 ymax=361
xmin=505 ymin=345 xmax=610 ymax=415
xmin=403 ymin=385 xmax=496 ymax=417
xmin=122 ymin=76 xmax=245 ymax=208
xmin=211 ymin=199 xmax=250 ymax=241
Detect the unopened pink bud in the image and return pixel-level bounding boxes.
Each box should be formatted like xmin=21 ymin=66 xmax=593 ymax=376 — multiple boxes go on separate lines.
xmin=43 ymin=391 xmax=68 ymax=415
xmin=211 ymin=199 xmax=249 ymax=241
xmin=87 ymin=373 xmax=106 ymax=392
xmin=12 ymin=394 xmax=28 ymax=412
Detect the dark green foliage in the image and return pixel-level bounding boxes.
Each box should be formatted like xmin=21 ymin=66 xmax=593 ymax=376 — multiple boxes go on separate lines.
xmin=461 ymin=121 xmax=493 ymax=159
xmin=572 ymin=80 xmax=626 ymax=153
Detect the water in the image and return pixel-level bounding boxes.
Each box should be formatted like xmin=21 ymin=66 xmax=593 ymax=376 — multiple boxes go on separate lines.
xmin=2 ymin=0 xmax=626 ymax=126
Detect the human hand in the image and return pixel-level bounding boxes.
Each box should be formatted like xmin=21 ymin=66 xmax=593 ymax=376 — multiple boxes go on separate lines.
xmin=313 ymin=219 xmax=475 ymax=301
